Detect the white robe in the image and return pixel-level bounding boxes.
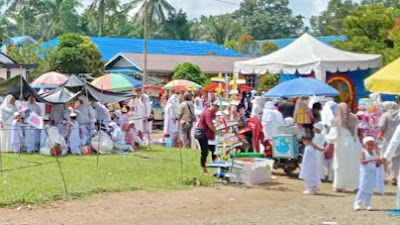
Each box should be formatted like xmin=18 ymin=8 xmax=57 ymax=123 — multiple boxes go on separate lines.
xmin=40 ymin=124 xmax=51 ymax=148
xmin=11 ymin=119 xmax=21 ymax=153
xmin=383 ymin=123 xmax=400 ymax=208
xmin=93 ymin=102 xmax=111 ymax=128
xmin=163 ymin=102 xmax=177 ymax=135
xmin=24 ymin=103 xmax=42 ymax=153
xmin=68 ymin=121 xmax=81 ymax=155
xmin=40 ymin=126 xmax=68 ymax=156
xmin=299 ymin=145 xmax=320 ymax=188
xmin=261 ymin=109 xmax=284 ymax=140
xmin=326 ymin=126 xmax=361 ymax=190
xmin=313 ymin=133 xmax=326 ymax=179
xmin=130 ymin=98 xmax=145 ymax=132
xmin=0 ymin=95 xmax=18 ymax=152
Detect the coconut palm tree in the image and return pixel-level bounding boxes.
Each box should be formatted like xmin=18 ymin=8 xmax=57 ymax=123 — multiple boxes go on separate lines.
xmin=126 ymin=0 xmax=175 ymax=85
xmin=89 ymin=0 xmax=105 ymax=37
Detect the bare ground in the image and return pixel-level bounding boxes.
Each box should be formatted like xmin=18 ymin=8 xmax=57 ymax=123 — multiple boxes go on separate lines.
xmin=1 ymin=173 xmax=400 ymax=225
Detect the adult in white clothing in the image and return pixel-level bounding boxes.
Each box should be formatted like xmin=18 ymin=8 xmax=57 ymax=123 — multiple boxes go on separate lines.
xmin=76 ymin=95 xmax=95 ymax=138
xmin=141 ymin=93 xmax=152 ymax=134
xmin=261 ymin=101 xmax=284 ymax=141
xmin=326 ymin=103 xmax=361 ymax=192
xmin=128 ymin=97 xmax=145 ymax=132
xmin=0 ymin=94 xmax=18 ymax=152
xmin=24 ymin=96 xmax=42 ymax=153
xmin=163 ymin=94 xmax=179 ymax=137
xmin=91 ymin=102 xmax=111 ymax=128
xmin=250 ymin=96 xmax=264 ymax=121
xmin=384 ymin=122 xmax=400 ymax=209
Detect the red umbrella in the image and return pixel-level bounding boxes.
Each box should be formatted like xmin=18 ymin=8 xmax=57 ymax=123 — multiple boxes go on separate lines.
xmin=202 ymin=82 xmax=253 ymax=93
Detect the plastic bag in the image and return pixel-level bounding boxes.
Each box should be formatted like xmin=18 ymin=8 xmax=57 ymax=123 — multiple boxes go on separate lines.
xmin=91 ymin=131 xmax=113 ymax=154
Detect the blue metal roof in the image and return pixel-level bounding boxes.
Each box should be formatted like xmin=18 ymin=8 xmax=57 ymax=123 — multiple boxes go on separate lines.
xmin=43 ymin=37 xmax=246 ymax=61
xmin=1 ymin=36 xmax=37 ymax=53
xmin=105 ymin=67 xmax=141 ymax=73
xmin=260 ymin=35 xmax=347 ymax=49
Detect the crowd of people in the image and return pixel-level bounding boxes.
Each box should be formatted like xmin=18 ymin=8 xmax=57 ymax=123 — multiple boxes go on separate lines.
xmin=3 ymin=88 xmax=400 ymax=210
xmin=0 ymin=93 xmax=153 ymax=155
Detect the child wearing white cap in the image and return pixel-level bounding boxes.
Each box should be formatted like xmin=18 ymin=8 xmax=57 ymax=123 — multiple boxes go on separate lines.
xmin=11 ymin=112 xmax=22 ymax=153
xmin=312 ymin=122 xmax=326 ymax=182
xmin=354 ymin=136 xmax=383 ymax=211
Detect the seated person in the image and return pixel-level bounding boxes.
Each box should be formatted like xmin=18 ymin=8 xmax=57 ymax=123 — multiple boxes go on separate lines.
xmin=109 ymin=122 xmax=134 ymax=152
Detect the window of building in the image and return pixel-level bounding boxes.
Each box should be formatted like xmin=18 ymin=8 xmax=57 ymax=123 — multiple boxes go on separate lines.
xmin=6 ymin=68 xmax=11 ymax=79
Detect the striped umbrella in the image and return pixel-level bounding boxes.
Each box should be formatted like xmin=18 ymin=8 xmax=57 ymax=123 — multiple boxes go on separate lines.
xmin=163 ymin=79 xmax=202 ymax=91
xmin=91 ymin=73 xmax=142 ymax=92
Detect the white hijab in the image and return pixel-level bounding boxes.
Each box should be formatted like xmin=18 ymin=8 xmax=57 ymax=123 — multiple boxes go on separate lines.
xmin=76 ymin=95 xmax=95 ymax=124
xmin=262 ymin=101 xmax=282 ymax=123
xmin=194 ymin=97 xmax=204 ymax=116
xmin=0 ymin=94 xmax=17 ymax=122
xmin=321 ymin=101 xmax=338 ymax=127
xmin=167 ymin=94 xmax=180 ymax=115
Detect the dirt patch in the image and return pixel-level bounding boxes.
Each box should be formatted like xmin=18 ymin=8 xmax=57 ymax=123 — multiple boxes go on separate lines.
xmin=1 ymin=173 xmax=400 ymax=225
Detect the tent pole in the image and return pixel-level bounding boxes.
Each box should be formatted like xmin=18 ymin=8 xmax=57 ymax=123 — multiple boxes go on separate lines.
xmin=96 ymin=85 xmax=104 ymax=169
xmin=19 ymin=67 xmax=23 ymax=157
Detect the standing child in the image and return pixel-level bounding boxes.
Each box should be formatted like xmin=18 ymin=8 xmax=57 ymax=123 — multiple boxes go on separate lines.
xmin=312 ymin=123 xmax=326 ymax=181
xmin=67 ymin=113 xmax=81 ymax=155
xmin=11 ymin=112 xmax=22 ymax=153
xmin=299 ymin=135 xmax=321 ymax=195
xmin=354 ymin=136 xmax=382 ymax=211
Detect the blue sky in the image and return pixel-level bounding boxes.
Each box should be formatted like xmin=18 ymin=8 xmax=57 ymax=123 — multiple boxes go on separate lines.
xmin=165 ymin=0 xmax=331 ymax=22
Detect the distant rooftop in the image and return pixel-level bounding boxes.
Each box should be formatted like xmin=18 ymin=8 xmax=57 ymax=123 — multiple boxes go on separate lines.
xmin=43 ymin=37 xmax=246 ymax=61
xmin=261 ymin=35 xmax=347 ymax=49
xmin=1 ymin=36 xmax=37 ymax=53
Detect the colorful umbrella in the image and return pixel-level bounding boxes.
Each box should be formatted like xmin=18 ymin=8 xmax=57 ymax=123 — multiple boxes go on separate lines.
xmin=91 ymin=73 xmax=142 ymax=92
xmin=31 ymin=71 xmax=68 ymax=87
xmin=202 ymin=82 xmax=253 ymax=93
xmin=163 ymin=79 xmax=202 ymax=91
xmin=365 ymin=57 xmax=400 ymax=94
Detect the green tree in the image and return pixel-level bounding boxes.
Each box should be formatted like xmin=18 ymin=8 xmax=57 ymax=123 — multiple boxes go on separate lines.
xmin=89 ymin=0 xmax=105 ymax=36
xmin=191 ymin=14 xmax=243 ymax=45
xmin=333 ymin=2 xmax=399 ymax=64
xmin=52 ymin=33 xmax=104 ymax=74
xmin=153 ymin=9 xmax=191 ymax=40
xmin=128 ymin=0 xmax=175 ymax=34
xmin=7 ymin=43 xmax=56 ymax=79
xmin=310 ymin=0 xmax=357 ymax=36
xmin=234 ymin=0 xmax=304 ymax=39
xmin=172 ymin=62 xmax=206 ymax=85
xmin=257 ymin=74 xmax=280 ymax=94
xmin=223 ymin=34 xmax=259 ymax=55
xmin=256 ymin=41 xmax=278 ymax=56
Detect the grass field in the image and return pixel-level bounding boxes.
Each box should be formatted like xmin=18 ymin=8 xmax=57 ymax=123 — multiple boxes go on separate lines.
xmin=0 ymin=146 xmax=216 ymax=207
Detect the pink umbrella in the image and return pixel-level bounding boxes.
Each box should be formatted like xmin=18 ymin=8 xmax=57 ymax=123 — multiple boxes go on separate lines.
xmin=31 ymin=71 xmax=69 ymax=86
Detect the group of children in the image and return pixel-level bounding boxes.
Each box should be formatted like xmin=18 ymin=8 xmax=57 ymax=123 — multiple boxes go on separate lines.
xmin=299 ymin=122 xmax=383 ymax=211
xmin=10 ymin=108 xmax=143 ymax=155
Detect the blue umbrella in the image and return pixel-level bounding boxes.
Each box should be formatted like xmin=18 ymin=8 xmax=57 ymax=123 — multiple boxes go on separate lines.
xmin=264 ymin=77 xmax=339 ymax=98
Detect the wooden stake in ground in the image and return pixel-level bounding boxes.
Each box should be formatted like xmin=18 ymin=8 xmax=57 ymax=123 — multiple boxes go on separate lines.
xmin=96 ymin=84 xmax=104 ymax=169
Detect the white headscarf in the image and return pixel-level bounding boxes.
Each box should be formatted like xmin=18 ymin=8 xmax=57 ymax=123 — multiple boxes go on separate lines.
xmin=194 ymin=97 xmax=205 ymax=116
xmin=321 ymin=101 xmax=338 ymax=127
xmin=76 ymin=95 xmax=95 ymax=124
xmin=251 ymin=96 xmax=264 ymax=119
xmin=262 ymin=101 xmax=282 ymax=123
xmin=109 ymin=122 xmax=125 ymax=144
xmin=167 ymin=94 xmax=180 ymax=115
xmin=0 ymin=94 xmax=17 ymax=123
xmin=141 ymin=93 xmax=152 ymax=118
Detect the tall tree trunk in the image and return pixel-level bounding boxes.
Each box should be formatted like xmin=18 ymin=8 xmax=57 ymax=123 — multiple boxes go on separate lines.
xmin=143 ymin=0 xmax=148 ymax=86
xmin=98 ymin=0 xmax=104 ymax=37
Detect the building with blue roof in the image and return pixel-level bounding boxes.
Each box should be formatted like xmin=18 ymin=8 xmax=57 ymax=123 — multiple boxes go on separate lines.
xmin=1 ymin=36 xmax=37 ymax=53
xmin=43 ymin=37 xmax=246 ymax=61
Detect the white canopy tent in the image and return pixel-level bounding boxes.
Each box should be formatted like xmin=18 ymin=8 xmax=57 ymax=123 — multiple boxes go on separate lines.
xmin=234 ymin=33 xmax=383 ymax=81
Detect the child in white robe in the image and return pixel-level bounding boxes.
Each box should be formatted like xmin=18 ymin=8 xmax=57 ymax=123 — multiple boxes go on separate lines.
xmin=67 ymin=113 xmax=81 ymax=155
xmin=40 ymin=115 xmax=52 ymax=148
xmin=299 ymin=135 xmax=320 ymax=195
xmin=354 ymin=136 xmax=383 ymax=211
xmin=11 ymin=112 xmax=22 ymax=153
xmin=312 ymin=123 xmax=326 ymax=181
